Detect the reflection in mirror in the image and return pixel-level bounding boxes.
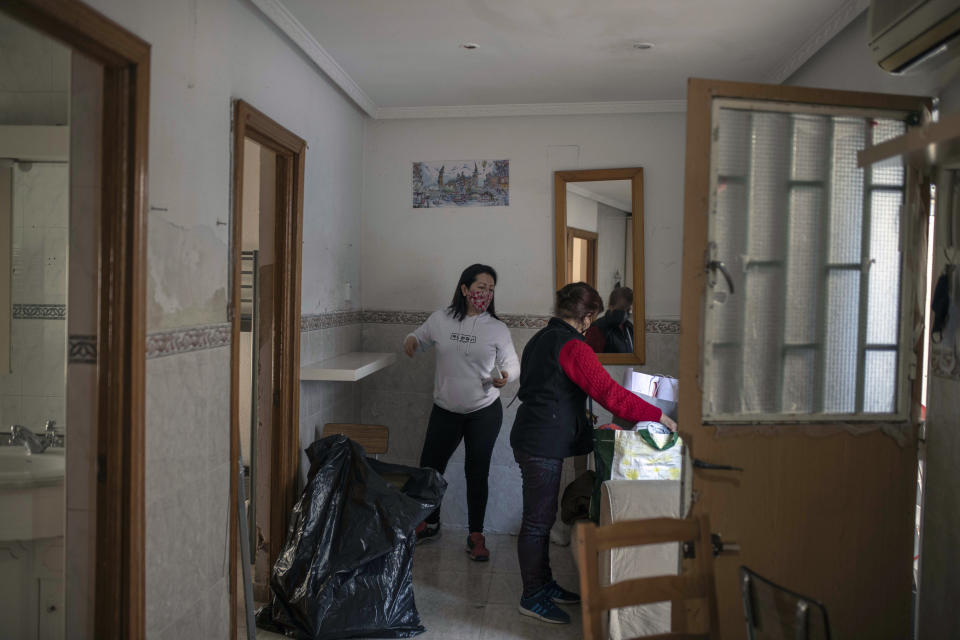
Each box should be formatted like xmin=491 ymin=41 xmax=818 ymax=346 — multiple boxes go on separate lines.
xmin=237 ymin=135 xmax=279 ymax=610
xmin=0 ymin=12 xmax=70 ymax=638
xmin=555 ymin=169 xmax=643 ymax=363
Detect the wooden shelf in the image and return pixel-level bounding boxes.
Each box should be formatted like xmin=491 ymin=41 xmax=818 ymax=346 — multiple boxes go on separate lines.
xmin=858 ymin=110 xmax=960 ymax=170
xmin=300 ymin=352 xmax=397 ymax=382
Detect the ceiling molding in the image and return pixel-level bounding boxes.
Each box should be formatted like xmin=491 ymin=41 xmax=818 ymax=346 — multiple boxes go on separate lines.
xmin=765 ymin=0 xmax=871 ymax=84
xmin=250 ymin=0 xmax=378 ymax=117
xmin=375 ymin=100 xmax=687 ymax=120
xmin=566 ymin=183 xmax=632 ymax=213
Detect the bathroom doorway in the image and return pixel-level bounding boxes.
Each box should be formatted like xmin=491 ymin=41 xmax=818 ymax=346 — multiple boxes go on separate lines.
xmin=0 ymin=1 xmax=150 ymax=639
xmin=229 ymin=100 xmax=305 ymax=638
xmin=0 ymin=17 xmax=70 ymax=638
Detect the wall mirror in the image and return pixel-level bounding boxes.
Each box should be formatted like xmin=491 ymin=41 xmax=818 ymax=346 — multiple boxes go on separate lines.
xmin=554 ymin=167 xmax=644 ymax=364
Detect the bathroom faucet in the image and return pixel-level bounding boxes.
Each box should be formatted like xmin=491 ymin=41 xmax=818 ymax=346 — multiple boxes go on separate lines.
xmin=9 ymin=421 xmax=62 ymax=454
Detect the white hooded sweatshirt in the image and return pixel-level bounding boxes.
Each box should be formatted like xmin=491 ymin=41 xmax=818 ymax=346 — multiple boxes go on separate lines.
xmin=408 ymin=309 xmax=521 ymax=414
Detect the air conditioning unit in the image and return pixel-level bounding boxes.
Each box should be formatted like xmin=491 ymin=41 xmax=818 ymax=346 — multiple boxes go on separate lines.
xmin=868 ymin=0 xmax=960 ymax=74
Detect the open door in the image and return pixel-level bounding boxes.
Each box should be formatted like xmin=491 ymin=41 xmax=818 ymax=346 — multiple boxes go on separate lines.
xmin=679 ymin=79 xmax=931 ymax=639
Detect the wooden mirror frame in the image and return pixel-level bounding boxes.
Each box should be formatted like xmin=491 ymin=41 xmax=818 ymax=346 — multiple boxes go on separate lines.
xmin=554 ymin=167 xmax=644 ymax=364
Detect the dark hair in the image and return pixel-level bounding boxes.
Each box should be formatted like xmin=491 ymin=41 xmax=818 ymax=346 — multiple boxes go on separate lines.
xmin=609 ymin=286 xmax=633 ymax=310
xmin=448 ymin=263 xmax=499 ymax=321
xmin=555 ymin=282 xmax=604 ymax=324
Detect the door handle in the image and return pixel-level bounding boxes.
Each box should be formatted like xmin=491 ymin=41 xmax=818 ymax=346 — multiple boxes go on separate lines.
xmin=706 ymin=260 xmax=735 ymax=295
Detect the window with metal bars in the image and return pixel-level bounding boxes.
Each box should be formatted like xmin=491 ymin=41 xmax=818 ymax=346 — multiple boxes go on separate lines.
xmin=703 ymin=101 xmax=909 ymax=422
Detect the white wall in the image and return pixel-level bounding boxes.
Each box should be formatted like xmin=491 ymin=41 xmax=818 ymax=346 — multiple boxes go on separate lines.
xmin=361 ymin=112 xmax=686 ymax=319
xmin=67 ymin=0 xmax=367 ymax=637
xmin=597 ymin=202 xmax=629 ymax=299
xmin=0 ymin=13 xmax=69 ymax=126
xmin=787 ymin=10 xmax=960 ymax=640
xmin=566 ymin=190 xmax=598 ymax=233
xmin=787 ymin=11 xmax=959 ymax=98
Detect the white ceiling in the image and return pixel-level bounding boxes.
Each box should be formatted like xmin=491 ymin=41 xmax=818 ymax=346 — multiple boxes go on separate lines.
xmin=569 ymin=180 xmax=632 ymax=213
xmin=276 ymin=0 xmax=867 ymax=110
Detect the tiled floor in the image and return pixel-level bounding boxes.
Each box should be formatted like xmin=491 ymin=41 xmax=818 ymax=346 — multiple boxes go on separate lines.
xmin=255 ymin=531 xmax=584 ymax=639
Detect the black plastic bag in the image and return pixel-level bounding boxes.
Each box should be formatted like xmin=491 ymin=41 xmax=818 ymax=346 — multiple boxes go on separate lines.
xmin=256 ymin=434 xmax=446 ymax=639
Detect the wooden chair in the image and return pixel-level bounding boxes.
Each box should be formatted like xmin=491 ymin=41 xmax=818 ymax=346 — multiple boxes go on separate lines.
xmin=740 ymin=566 xmax=831 ymax=640
xmin=575 ymin=515 xmax=721 ymax=640
xmin=321 ymin=423 xmax=388 ymax=456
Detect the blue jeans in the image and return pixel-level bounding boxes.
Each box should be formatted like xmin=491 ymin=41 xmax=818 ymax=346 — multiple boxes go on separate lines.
xmin=514 ymin=449 xmax=564 ymax=598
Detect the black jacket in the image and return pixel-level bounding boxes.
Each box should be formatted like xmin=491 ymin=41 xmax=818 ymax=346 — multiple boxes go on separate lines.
xmin=510 ymin=318 xmax=593 ymax=459
xmin=590 ymin=310 xmax=634 ymax=353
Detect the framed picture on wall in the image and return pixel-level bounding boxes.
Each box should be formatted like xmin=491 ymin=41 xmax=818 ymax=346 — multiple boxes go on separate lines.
xmin=412 ymin=159 xmax=509 ymax=207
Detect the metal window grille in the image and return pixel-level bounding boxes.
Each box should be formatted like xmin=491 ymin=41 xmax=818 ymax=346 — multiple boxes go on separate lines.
xmin=703 ymin=102 xmax=908 ymax=421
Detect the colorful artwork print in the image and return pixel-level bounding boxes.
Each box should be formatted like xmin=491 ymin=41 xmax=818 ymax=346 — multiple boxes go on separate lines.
xmin=412 ymin=159 xmax=509 ymax=208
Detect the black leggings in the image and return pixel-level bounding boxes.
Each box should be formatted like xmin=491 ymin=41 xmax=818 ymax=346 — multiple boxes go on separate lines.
xmin=418 ymin=398 xmax=503 ymax=533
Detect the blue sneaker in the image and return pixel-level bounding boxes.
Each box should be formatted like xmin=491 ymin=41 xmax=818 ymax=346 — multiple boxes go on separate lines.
xmin=518 ymin=590 xmax=571 ymax=624
xmin=542 ymin=579 xmax=580 ymax=604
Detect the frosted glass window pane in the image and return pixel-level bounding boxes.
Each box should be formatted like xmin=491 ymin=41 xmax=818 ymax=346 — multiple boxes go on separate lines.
xmin=782 ymin=350 xmax=816 ymax=413
xmin=866 ymin=190 xmax=902 ymax=345
xmin=741 ymin=269 xmax=782 ymax=413
xmin=873 ymin=119 xmax=906 ymax=144
xmin=705 ymin=345 xmax=741 ymax=415
xmin=828 ymin=119 xmax=865 ymax=263
xmin=872 ymin=120 xmax=906 ymax=186
xmin=864 ymin=350 xmax=897 ymax=413
xmin=791 ymin=115 xmax=828 ymax=182
xmin=784 ymin=186 xmax=822 ymax=344
xmin=823 ymin=271 xmax=860 ymax=413
xmin=747 ymin=113 xmax=791 ymax=262
xmin=717 ymin=109 xmax=751 ymax=177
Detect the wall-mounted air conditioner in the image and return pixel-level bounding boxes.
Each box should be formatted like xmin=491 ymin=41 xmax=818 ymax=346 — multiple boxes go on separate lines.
xmin=868 ymin=0 xmax=960 ymax=74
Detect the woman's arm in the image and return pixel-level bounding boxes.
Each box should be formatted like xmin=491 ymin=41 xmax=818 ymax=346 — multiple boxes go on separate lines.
xmin=495 ymin=327 xmax=521 ymax=381
xmin=403 ymin=311 xmax=439 ymax=357
xmin=558 ymin=339 xmax=665 ymax=425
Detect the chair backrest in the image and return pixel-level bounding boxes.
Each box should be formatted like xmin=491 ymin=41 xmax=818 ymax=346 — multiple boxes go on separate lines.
xmin=740 ymin=566 xmax=831 ymax=640
xmin=576 ymin=515 xmax=721 ymax=640
xmin=322 ymin=423 xmax=388 ymax=455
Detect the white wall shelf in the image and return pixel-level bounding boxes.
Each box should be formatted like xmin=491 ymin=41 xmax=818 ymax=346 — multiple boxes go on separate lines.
xmin=300 ymin=352 xmax=396 ymax=382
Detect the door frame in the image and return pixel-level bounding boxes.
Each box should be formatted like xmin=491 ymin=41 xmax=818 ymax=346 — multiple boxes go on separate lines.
xmin=2 ymin=1 xmax=150 ymax=638
xmin=566 ymin=226 xmax=598 ymax=287
xmin=679 ymin=78 xmax=932 ymax=638
xmin=229 ymin=99 xmax=305 ymax=637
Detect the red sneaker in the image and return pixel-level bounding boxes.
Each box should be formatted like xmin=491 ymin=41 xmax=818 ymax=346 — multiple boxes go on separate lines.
xmin=466 ymin=532 xmax=490 ymax=561
xmin=415 ymin=521 xmax=441 ymax=545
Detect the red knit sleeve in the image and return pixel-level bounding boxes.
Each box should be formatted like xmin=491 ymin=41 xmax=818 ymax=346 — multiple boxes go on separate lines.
xmin=559 ymin=340 xmax=663 ymax=423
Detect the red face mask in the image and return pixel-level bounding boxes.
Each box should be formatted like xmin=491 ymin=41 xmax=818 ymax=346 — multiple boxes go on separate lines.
xmin=468 ymin=289 xmax=493 ymax=313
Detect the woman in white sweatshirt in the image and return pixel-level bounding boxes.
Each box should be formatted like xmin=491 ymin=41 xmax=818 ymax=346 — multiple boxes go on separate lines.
xmin=402 ymin=263 xmax=521 ymax=561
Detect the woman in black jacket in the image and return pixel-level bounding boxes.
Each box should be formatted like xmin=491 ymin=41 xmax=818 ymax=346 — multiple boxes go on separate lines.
xmin=510 ymin=283 xmax=676 ymax=625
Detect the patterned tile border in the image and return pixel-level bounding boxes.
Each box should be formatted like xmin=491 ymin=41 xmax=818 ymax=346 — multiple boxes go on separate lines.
xmin=300 ymin=310 xmax=364 ymax=332
xmin=13 ymin=303 xmax=66 ymax=320
xmin=355 ymin=310 xmax=681 ymax=334
xmin=68 ymin=335 xmax=97 ymax=364
xmin=71 ymin=313 xmax=678 ymax=362
xmin=646 ymin=319 xmax=681 ymax=335
xmin=146 ymin=323 xmax=231 ymax=359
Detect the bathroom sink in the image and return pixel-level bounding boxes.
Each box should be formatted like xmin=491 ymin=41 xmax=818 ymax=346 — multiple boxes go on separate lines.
xmin=0 ymin=448 xmax=64 ymax=541
xmin=0 ymin=447 xmax=65 ymax=489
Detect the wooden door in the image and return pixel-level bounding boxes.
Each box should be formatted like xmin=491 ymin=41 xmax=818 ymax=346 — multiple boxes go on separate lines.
xmin=679 ymin=79 xmax=931 ymax=639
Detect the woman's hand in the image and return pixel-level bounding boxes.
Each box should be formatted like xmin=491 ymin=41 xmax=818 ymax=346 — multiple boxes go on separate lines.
xmin=660 ymin=414 xmax=678 ymax=432
xmin=491 ymin=370 xmax=509 ymax=388
xmin=403 ymin=335 xmax=419 ymax=358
